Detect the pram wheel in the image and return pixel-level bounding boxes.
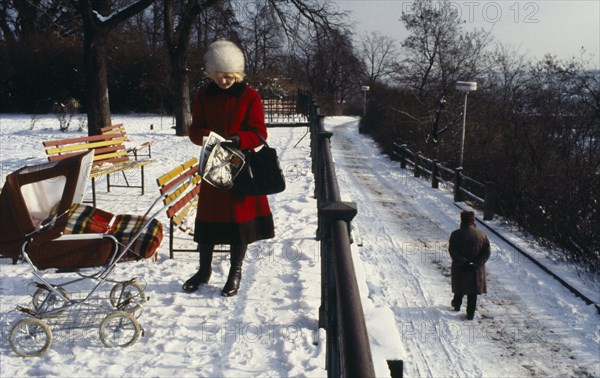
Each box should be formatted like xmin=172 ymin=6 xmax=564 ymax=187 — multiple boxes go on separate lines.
xmin=32 ymin=286 xmax=69 ymax=317
xmin=9 ymin=318 xmax=53 ymax=357
xmin=98 ymin=311 xmax=141 ymax=348
xmin=109 ymin=280 xmax=146 ymax=317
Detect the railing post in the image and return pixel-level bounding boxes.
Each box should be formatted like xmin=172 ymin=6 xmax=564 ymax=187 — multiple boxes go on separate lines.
xmin=431 ymin=159 xmax=439 ymax=189
xmin=318 ymin=202 xmax=358 ymax=313
xmin=484 ymin=181 xmax=495 ymax=220
xmin=414 ymin=152 xmax=421 ymax=177
xmin=387 ymin=360 xmax=404 ymax=378
xmin=399 ymin=144 xmax=407 ymax=169
xmin=454 ymin=167 xmax=463 ymax=202
xmin=321 ymin=234 xmax=338 ymax=377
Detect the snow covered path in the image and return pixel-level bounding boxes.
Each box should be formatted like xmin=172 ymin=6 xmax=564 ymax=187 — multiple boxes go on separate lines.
xmin=327 ymin=117 xmax=599 ymax=377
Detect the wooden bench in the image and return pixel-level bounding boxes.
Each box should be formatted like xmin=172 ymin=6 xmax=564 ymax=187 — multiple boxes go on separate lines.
xmin=100 ymin=123 xmax=153 ymax=160
xmin=156 ymin=158 xmax=227 ymax=259
xmin=43 ymin=129 xmax=155 ymax=207
xmin=156 ymin=158 xmax=202 ymax=258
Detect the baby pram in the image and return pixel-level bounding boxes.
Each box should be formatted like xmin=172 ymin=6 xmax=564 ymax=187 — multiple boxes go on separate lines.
xmin=0 ymin=151 xmax=164 ymax=357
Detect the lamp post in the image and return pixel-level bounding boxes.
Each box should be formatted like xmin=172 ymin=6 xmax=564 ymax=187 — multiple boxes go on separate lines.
xmin=361 ymin=85 xmax=370 ymax=118
xmin=455 ymin=81 xmax=477 ymax=168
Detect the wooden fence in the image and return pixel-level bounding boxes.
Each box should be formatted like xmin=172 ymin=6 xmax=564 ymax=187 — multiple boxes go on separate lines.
xmin=392 ymin=141 xmax=496 ymax=220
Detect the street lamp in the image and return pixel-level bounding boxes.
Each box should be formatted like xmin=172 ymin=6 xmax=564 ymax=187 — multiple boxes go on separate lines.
xmin=361 ymin=85 xmax=370 ymax=118
xmin=455 ymin=81 xmax=477 ymax=168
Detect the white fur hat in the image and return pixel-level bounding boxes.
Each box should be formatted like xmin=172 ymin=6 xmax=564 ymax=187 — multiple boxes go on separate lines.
xmin=204 ymin=40 xmax=245 ymax=73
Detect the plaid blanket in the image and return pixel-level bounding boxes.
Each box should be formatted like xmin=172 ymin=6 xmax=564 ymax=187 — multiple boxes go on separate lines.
xmin=65 ymin=204 xmax=162 ymax=261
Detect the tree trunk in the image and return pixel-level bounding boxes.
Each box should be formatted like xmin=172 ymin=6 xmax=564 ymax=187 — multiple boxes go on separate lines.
xmin=78 ymin=0 xmax=154 ymax=136
xmin=164 ymin=0 xmax=219 ymax=136
xmin=171 ymin=52 xmax=192 ymax=136
xmin=83 ymin=27 xmax=111 ymax=135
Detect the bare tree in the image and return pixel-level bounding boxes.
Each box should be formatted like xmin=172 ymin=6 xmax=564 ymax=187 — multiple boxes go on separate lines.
xmin=239 ymin=1 xmax=285 ymax=76
xmin=312 ymin=27 xmax=361 ymax=108
xmin=165 ymin=0 xmax=244 ymax=136
xmin=0 ymin=0 xmax=16 ymax=42
xmin=163 ymin=0 xmax=227 ymax=136
xmin=358 ymin=31 xmax=399 ymax=85
xmin=400 ymin=0 xmax=461 ymax=97
xmin=504 ymin=54 xmax=599 ymax=268
xmin=77 ymin=0 xmax=154 ymax=135
xmin=399 ymin=0 xmax=491 ymax=101
xmin=163 ymin=0 xmax=347 ymax=136
xmin=264 ymin=0 xmax=339 ymax=36
xmin=483 ymin=43 xmax=530 ymax=104
xmin=193 ymin=1 xmax=240 ymax=51
xmin=2 ymin=0 xmax=81 ymax=42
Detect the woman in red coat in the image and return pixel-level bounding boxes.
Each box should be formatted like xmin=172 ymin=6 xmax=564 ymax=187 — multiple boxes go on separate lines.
xmin=183 ymin=40 xmax=275 ymax=297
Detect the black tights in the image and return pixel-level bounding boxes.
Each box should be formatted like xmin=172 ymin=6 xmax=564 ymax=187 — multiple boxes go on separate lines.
xmin=197 ymin=243 xmax=248 ymax=267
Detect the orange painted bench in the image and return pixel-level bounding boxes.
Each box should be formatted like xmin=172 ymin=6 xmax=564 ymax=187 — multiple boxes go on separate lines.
xmin=156 ymin=158 xmax=202 ymax=258
xmin=156 ymin=158 xmax=228 ymax=258
xmin=43 ymin=128 xmax=155 ymax=207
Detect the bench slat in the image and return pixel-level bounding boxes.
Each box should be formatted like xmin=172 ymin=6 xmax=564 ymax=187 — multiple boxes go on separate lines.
xmin=157 ymin=158 xmax=210 ymax=258
xmin=159 ymin=166 xmax=200 ymax=195
xmin=172 ymin=200 xmax=197 ymax=226
xmin=166 ymin=185 xmax=202 ymax=219
xmin=43 ymin=132 xmax=126 ymax=147
xmin=163 ymin=175 xmax=201 ymax=205
xmin=99 ymin=124 xmax=125 ymax=134
xmin=47 ymin=149 xmax=127 ymax=164
xmin=43 ymin=134 xmax=107 ymax=147
xmin=102 ymin=128 xmax=126 ymax=137
xmin=156 ymin=158 xmax=199 ymax=187
xmin=45 ymin=137 xmax=127 ymax=155
xmin=90 ymin=159 xmax=154 ymax=178
xmin=93 ymin=150 xmax=129 ymax=162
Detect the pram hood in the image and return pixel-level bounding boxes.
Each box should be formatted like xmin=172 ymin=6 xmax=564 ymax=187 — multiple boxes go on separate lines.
xmin=0 ymin=151 xmax=93 ymax=261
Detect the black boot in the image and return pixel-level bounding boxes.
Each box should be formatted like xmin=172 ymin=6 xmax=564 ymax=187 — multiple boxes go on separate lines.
xmin=451 ymin=293 xmax=462 ymax=311
xmin=466 ymin=294 xmax=477 ymax=320
xmin=182 ymin=245 xmax=214 ymax=293
xmin=221 ymin=244 xmax=247 ymax=297
xmin=221 ymin=267 xmax=242 ymax=297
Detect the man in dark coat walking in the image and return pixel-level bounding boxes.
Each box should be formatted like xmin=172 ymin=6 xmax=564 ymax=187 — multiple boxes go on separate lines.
xmin=448 ymin=211 xmax=491 ymax=320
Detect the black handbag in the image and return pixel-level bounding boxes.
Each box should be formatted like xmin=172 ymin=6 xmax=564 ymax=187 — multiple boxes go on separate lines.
xmin=231 ymin=134 xmax=286 ymax=196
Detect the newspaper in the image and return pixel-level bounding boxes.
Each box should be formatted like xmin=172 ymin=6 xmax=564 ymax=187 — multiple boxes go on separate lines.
xmin=199 ymin=132 xmax=245 ymax=189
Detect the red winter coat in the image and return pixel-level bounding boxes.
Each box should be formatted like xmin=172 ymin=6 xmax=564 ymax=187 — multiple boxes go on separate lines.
xmin=189 ymin=82 xmax=274 ymax=245
xmin=448 ymin=222 xmax=490 ymax=295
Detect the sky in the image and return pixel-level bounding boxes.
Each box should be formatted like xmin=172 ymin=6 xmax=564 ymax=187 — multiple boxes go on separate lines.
xmin=335 ymin=0 xmax=600 ymax=65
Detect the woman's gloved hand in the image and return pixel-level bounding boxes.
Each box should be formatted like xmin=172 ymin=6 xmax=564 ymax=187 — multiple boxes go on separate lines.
xmin=220 ymin=135 xmax=240 ymax=149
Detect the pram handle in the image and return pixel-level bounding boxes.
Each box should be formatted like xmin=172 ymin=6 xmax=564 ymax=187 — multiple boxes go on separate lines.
xmin=54 ymin=234 xmax=106 ymax=241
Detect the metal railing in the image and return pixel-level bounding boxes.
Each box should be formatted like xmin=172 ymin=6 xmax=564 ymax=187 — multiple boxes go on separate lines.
xmin=392 ymin=141 xmax=495 ymax=220
xmin=300 ymin=92 xmax=376 ymax=377
xmin=261 ymin=91 xmax=310 ymax=127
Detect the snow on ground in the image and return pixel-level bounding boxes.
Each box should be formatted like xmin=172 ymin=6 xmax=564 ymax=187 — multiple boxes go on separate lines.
xmin=0 ymin=114 xmax=598 ymax=377
xmin=328 ymin=116 xmax=599 ymax=377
